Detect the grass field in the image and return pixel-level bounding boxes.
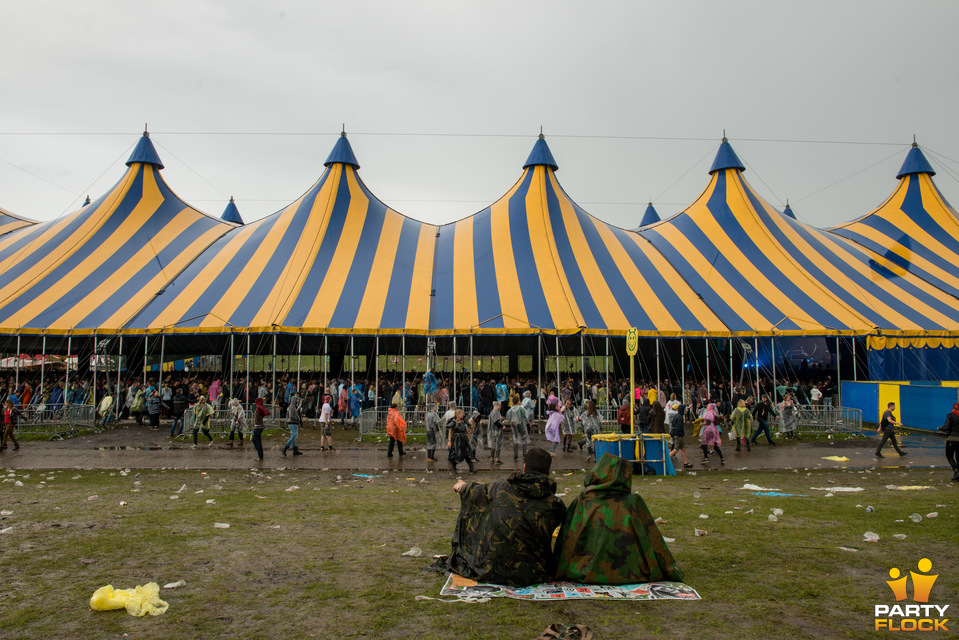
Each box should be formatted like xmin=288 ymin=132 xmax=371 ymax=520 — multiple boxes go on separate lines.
xmin=0 ymin=464 xmax=955 ymax=639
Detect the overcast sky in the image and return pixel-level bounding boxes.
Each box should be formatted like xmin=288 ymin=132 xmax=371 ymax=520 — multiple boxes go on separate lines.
xmin=4 ymin=0 xmax=959 ymax=230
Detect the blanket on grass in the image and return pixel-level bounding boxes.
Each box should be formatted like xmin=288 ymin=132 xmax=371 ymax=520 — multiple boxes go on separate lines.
xmin=440 ymin=573 xmax=700 ymax=601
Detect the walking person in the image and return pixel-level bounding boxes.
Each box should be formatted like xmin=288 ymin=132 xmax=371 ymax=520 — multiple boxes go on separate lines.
xmin=1 ymin=398 xmax=20 ymax=451
xmin=576 ymin=399 xmax=602 ymax=460
xmin=939 ymin=402 xmax=959 ymax=481
xmin=146 ymin=390 xmax=163 ymax=429
xmin=507 ymin=396 xmax=530 ymax=462
xmin=192 ymin=394 xmax=215 ymax=448
xmin=617 ymin=402 xmax=632 ymax=434
xmin=425 ymin=402 xmax=441 ymax=462
xmin=648 ymin=400 xmax=666 ymax=434
xmin=97 ymin=390 xmax=115 ymax=428
xmin=778 ymin=394 xmax=798 ymax=440
xmin=227 ymin=397 xmax=247 ymax=446
xmin=251 ymin=397 xmax=269 ymax=462
xmin=875 ymin=401 xmax=906 ymax=458
xmin=318 ymin=394 xmax=335 ymax=451
xmin=170 ymin=388 xmax=188 ymax=436
xmin=447 ymin=408 xmax=475 ymax=474
xmin=486 ymin=401 xmax=505 ymax=464
xmin=749 ymin=394 xmax=778 ymax=446
xmin=544 ymin=402 xmax=564 ymax=454
xmin=729 ymin=399 xmax=752 ymax=452
xmin=699 ymin=403 xmax=725 ymax=466
xmin=283 ymin=391 xmax=303 ymax=456
xmin=560 ymin=398 xmax=577 ymax=452
xmin=386 ymin=402 xmax=407 ymax=458
xmin=667 ymin=402 xmax=693 ymax=469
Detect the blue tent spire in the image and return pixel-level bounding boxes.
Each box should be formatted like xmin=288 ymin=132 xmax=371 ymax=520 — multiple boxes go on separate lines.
xmin=221 ymin=196 xmax=243 ymax=225
xmin=324 ymin=128 xmax=360 ymax=169
xmin=783 ymin=201 xmax=796 ymax=219
xmin=708 ymin=134 xmax=745 ymax=175
xmin=522 ymin=132 xmax=559 ymax=171
xmin=125 ymin=126 xmax=164 ymax=169
xmin=639 ymin=202 xmax=660 ymax=227
xmin=896 ymin=141 xmax=935 ymax=179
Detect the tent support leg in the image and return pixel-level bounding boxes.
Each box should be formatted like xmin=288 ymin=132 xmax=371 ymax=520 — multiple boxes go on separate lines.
xmin=41 ymin=335 xmax=46 ymax=396
xmin=116 ymin=337 xmax=122 ymax=411
xmin=246 ymin=334 xmax=250 ymax=405
xmin=15 ymin=334 xmax=20 ymax=388
xmin=836 ymin=336 xmax=841 ymax=406
xmin=272 ymin=333 xmax=277 ymax=409
xmin=537 ymin=334 xmax=542 ymax=418
xmin=297 ymin=334 xmax=302 ymax=393
xmin=772 ymin=336 xmax=777 ymax=405
xmin=555 ymin=335 xmax=560 ymax=400
xmin=852 ymin=336 xmax=857 ymax=382
xmin=469 ymin=335 xmax=473 ymax=409
xmin=374 ymin=335 xmax=379 ymax=413
xmin=143 ymin=336 xmax=148 ymax=388
xmin=754 ymin=337 xmax=760 ymax=400
xmin=656 ymin=337 xmax=661 ymax=400
xmin=680 ymin=338 xmax=685 ymax=406
xmin=65 ymin=336 xmax=71 ymax=404
xmin=580 ymin=333 xmax=585 ymax=404
xmin=705 ymin=338 xmax=710 ymax=400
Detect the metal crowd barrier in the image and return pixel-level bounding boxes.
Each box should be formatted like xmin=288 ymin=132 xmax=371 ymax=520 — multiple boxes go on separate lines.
xmin=790 ymin=405 xmax=863 ymax=435
xmin=13 ymin=403 xmax=98 ymax=439
xmin=179 ymin=404 xmax=290 ymax=438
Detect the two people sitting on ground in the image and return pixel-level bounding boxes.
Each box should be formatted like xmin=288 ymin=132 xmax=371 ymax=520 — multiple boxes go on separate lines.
xmin=439 ymin=447 xmax=683 ymax=586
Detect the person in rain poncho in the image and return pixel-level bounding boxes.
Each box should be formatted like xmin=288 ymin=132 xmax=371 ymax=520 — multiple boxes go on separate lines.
xmin=728 ymin=399 xmax=752 ymax=452
xmin=227 ymin=397 xmax=247 ymax=446
xmin=554 ymin=453 xmax=684 ymax=585
xmin=442 ymin=447 xmax=565 ymax=586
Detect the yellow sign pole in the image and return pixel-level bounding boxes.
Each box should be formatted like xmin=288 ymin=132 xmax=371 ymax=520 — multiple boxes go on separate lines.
xmin=626 ymin=327 xmax=638 ymax=436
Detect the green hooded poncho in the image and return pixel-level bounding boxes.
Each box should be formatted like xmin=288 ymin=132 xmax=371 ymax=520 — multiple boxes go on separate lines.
xmin=554 ymin=453 xmax=683 ymax=584
xmin=446 ymin=471 xmax=566 ymax=586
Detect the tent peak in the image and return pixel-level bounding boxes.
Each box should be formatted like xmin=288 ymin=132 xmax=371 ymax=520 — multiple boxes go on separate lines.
xmin=896 ymin=144 xmax=935 ymax=180
xmin=324 ymin=133 xmax=360 ymax=169
xmin=125 ymin=130 xmax=164 ymax=170
xmin=708 ymin=137 xmax=745 ymax=175
xmin=221 ymin=196 xmax=243 ymax=225
xmin=638 ymin=202 xmax=660 ymax=227
xmin=523 ymin=135 xmax=558 ymax=171
xmin=783 ymin=202 xmax=796 ymax=219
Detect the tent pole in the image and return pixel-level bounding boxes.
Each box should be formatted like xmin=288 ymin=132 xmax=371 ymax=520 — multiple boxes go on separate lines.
xmin=229 ymin=333 xmax=234 ymax=402
xmin=297 ymin=334 xmax=302 ymax=393
xmin=705 ymin=338 xmax=710 ymax=401
xmin=772 ymin=336 xmax=777 ymax=405
xmin=323 ymin=335 xmax=328 ymax=397
xmin=350 ymin=335 xmax=354 ymax=394
xmin=245 ymin=334 xmax=250 ymax=405
xmin=604 ymin=336 xmax=609 ymax=409
xmin=65 ymin=336 xmax=71 ymax=404
xmin=729 ymin=338 xmax=733 ymax=403
xmin=537 ymin=334 xmax=542 ymax=419
xmin=555 ymin=335 xmax=560 ymax=400
xmin=452 ymin=336 xmax=456 ymax=410
xmin=41 ymin=335 xmax=46 ymax=397
xmin=116 ymin=337 xmax=122 ymax=411
xmin=469 ymin=334 xmax=473 ymax=410
xmin=37 ymin=336 xmax=47 ymax=400
xmin=680 ymin=338 xmax=685 ymax=407
xmin=754 ymin=337 xmax=760 ymax=400
xmin=374 ymin=335 xmax=379 ymax=413
xmin=92 ymin=334 xmax=98 ymax=416
xmin=851 ymin=336 xmax=859 ymax=382
xmin=143 ymin=336 xmax=148 ymax=388
xmin=580 ymin=332 xmax=585 ymax=405
xmin=15 ymin=334 xmax=20 ymax=388
xmin=655 ymin=337 xmax=661 ymax=401
xmin=271 ymin=333 xmax=277 ymax=408
xmin=836 ymin=336 xmax=841 ymax=406
xmin=159 ymin=334 xmax=165 ymax=390
xmin=402 ymin=335 xmax=406 ymax=406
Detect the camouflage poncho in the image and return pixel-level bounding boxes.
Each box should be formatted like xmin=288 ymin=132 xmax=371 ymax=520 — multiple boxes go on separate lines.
xmin=446 ymin=472 xmax=566 ymax=586
xmin=554 ymin=453 xmax=684 ymax=584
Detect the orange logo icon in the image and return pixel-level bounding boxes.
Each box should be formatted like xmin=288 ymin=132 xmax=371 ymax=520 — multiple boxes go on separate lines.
xmin=886 ymin=558 xmax=938 ymax=603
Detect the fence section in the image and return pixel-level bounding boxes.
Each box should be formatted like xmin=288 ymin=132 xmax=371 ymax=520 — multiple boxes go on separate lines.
xmin=791 ymin=405 xmax=863 ymax=435
xmin=13 ymin=403 xmax=97 ymax=439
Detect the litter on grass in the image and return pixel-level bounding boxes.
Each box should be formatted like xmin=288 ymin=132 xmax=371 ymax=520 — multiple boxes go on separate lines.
xmin=402 ymin=547 xmax=423 ymax=557
xmin=353 ymin=474 xmax=381 ymax=478
xmin=886 ymin=486 xmax=935 ymax=491
xmin=90 ymin=583 xmax=168 ymax=617
xmin=821 ymin=456 xmax=850 ymax=462
xmin=741 ymin=483 xmax=779 ymax=491
xmin=163 ymin=580 xmax=186 ymax=589
xmin=863 ymin=531 xmax=879 ymax=542
xmin=810 ymin=487 xmax=864 ymax=492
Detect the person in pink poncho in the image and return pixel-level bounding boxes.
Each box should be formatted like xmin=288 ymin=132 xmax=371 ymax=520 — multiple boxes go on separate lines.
xmin=544 ymin=401 xmax=564 ymax=454
xmin=699 ymin=402 xmax=725 ymax=466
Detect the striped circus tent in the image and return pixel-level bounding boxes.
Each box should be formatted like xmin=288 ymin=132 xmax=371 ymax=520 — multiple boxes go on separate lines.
xmin=638 ymin=139 xmax=959 ymax=337
xmin=830 ymin=144 xmax=959 ymax=300
xmin=0 ymin=206 xmax=34 ymax=237
xmin=0 ymin=132 xmax=233 ymax=335
xmin=126 ymin=133 xmax=438 ymax=335
xmin=430 ymin=136 xmax=727 ymax=337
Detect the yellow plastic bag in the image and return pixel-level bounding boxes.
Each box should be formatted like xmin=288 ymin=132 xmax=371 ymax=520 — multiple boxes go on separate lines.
xmin=90 ymin=582 xmax=168 ymax=617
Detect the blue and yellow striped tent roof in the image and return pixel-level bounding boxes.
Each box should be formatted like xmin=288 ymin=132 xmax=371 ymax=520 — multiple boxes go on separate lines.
xmin=0 ymin=133 xmax=233 ymax=334
xmin=431 ymin=137 xmax=727 ymax=336
xmin=0 ymin=206 xmax=34 ymax=237
xmin=831 ymin=145 xmax=959 ymax=301
xmin=127 ymin=133 xmax=438 ymax=335
xmin=639 ymin=140 xmax=959 ymax=337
